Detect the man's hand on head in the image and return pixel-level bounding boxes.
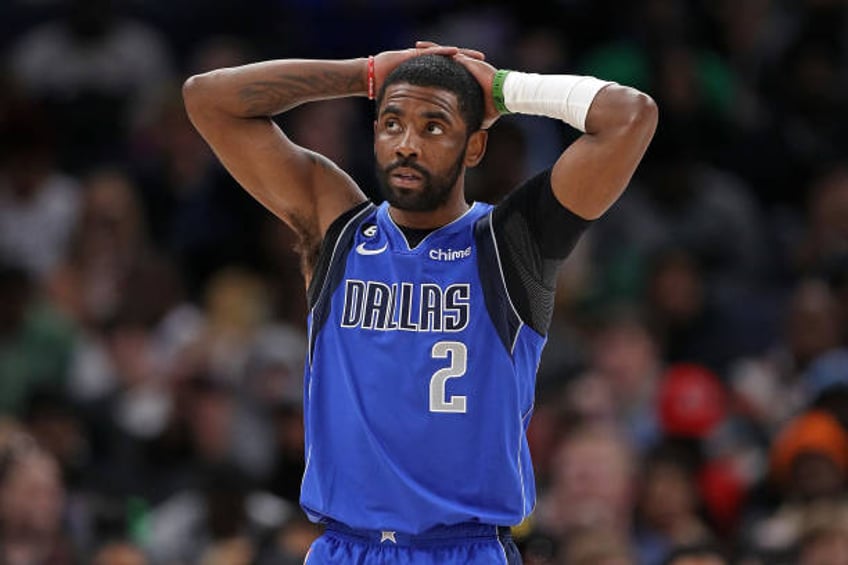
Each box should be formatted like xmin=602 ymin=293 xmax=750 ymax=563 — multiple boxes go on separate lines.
xmin=372 ymin=42 xmax=486 ymax=98
xmin=452 ymin=53 xmax=500 ymax=130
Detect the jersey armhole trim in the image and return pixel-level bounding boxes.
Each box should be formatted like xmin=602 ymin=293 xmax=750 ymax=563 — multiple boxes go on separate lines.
xmin=308 ymin=203 xmax=375 ymax=367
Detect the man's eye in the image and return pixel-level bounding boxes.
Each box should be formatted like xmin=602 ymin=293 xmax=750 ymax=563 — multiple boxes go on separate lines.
xmin=385 ymin=119 xmax=401 ymax=132
xmin=427 ymin=123 xmax=444 ymax=135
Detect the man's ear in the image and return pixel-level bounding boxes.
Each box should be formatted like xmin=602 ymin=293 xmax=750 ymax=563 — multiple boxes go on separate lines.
xmin=464 ymin=129 xmax=488 ymax=168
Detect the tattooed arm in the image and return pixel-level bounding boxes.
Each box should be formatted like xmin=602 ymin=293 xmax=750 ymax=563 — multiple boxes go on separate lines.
xmin=183 ymin=58 xmax=368 ymax=280
xmin=182 ymin=46 xmax=475 ymax=280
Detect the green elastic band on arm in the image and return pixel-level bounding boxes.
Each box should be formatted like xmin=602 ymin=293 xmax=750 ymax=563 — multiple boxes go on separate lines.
xmin=492 ymin=69 xmax=512 ymax=115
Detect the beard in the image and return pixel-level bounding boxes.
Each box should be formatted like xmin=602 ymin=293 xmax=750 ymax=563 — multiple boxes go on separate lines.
xmin=376 ymin=151 xmax=465 ymax=212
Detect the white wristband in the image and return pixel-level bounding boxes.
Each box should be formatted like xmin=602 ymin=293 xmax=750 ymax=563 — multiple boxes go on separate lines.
xmin=501 ymin=71 xmax=614 ymax=132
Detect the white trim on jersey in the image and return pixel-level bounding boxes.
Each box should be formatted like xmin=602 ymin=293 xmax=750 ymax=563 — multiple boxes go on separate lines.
xmin=308 ymin=204 xmax=375 ymax=367
xmin=485 ymin=210 xmax=525 ymax=354
xmin=497 ymin=532 xmax=510 ymax=565
xmin=486 ymin=209 xmax=531 ymax=518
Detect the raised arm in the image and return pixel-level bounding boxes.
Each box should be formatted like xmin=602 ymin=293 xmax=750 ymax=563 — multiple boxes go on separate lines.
xmin=549 ymin=83 xmax=657 ymax=219
xmin=182 ymin=45 xmax=481 ymax=279
xmin=454 ymin=48 xmax=657 ymax=220
xmin=182 ymin=58 xmax=370 ymax=273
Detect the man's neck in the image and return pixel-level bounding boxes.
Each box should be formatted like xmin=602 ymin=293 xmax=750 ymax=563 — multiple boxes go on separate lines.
xmin=388 ymin=199 xmax=470 ymax=230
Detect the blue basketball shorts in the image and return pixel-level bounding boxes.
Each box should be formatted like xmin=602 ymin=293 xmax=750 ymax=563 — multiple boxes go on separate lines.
xmin=305 ymin=520 xmax=522 ymax=564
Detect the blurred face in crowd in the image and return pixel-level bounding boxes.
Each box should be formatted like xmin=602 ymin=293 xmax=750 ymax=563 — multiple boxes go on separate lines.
xmin=0 ymin=451 xmax=65 ymax=539
xmin=639 ymin=460 xmax=698 ymax=533
xmin=791 ymin=452 xmax=845 ymax=500
xmin=800 ymin=531 xmax=848 ymax=565
xmin=550 ymin=428 xmax=634 ymax=533
xmin=559 ymin=527 xmax=635 ymax=565
xmin=187 ymin=380 xmax=236 ymax=461
xmin=808 ymin=168 xmax=848 ymax=254
xmin=786 ymin=279 xmax=840 ymax=367
xmin=648 ymin=253 xmax=704 ymax=325
xmin=93 ymin=542 xmax=148 ymax=565
xmin=590 ymin=319 xmax=660 ymax=403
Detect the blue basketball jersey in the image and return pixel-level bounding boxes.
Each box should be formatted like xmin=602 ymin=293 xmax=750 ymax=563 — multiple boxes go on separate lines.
xmin=301 ymin=201 xmax=546 ymax=534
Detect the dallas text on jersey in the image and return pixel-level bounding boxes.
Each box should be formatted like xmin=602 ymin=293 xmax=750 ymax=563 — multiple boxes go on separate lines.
xmin=340 ymin=280 xmax=470 ymax=332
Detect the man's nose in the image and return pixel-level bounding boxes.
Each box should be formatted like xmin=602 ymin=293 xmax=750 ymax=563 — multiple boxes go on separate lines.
xmin=395 ymin=130 xmax=420 ymax=159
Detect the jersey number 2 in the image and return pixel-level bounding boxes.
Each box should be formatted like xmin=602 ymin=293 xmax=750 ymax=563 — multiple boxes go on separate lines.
xmin=429 ymin=341 xmax=467 ymax=413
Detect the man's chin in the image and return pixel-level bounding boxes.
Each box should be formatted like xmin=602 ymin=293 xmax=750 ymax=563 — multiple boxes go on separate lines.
xmin=387 ymin=194 xmax=435 ymax=212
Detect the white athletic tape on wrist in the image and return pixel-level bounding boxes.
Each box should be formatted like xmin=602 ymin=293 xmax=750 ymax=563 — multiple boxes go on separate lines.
xmin=501 ymin=71 xmax=614 ymax=132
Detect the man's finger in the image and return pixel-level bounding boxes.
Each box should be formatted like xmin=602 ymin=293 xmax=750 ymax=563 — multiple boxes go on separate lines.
xmin=416 ymin=41 xmax=484 ymax=60
xmin=458 ymin=48 xmax=485 ymax=60
xmin=419 ymin=45 xmax=459 ymax=56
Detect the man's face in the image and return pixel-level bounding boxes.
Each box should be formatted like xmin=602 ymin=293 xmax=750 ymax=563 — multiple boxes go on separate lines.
xmin=374 ymin=84 xmax=468 ymax=212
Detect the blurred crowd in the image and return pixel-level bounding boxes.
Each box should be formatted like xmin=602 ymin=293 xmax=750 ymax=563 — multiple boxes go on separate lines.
xmin=1 ymin=0 xmax=848 ymax=563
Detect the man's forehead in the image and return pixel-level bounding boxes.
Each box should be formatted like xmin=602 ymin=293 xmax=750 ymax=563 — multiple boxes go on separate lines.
xmin=380 ymin=83 xmax=460 ymax=116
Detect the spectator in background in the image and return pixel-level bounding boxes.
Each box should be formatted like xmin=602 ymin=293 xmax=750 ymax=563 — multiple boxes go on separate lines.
xmin=805 ymin=348 xmax=848 ymax=429
xmin=91 ymin=541 xmax=147 ymax=565
xmin=145 ymin=459 xmax=289 ymax=565
xmin=0 ymin=439 xmax=75 ymax=564
xmin=0 ymin=101 xmax=80 ymax=280
xmin=8 ymin=0 xmax=175 ymax=170
xmin=131 ymin=87 xmax=265 ymax=295
xmin=657 ymin=363 xmax=728 ymax=441
xmin=797 ymin=502 xmax=848 ymax=565
xmin=535 ymin=424 xmax=637 ymax=557
xmin=763 ymin=29 xmax=848 ymax=205
xmin=591 ymin=125 xmax=769 ymax=305
xmin=47 ymin=168 xmax=153 ymax=330
xmin=644 ymin=249 xmax=773 ymax=372
xmin=560 ymin=308 xmax=664 ymax=452
xmin=656 ymin=363 xmax=752 ymax=538
xmin=731 ymin=277 xmax=843 ymax=438
xmin=795 ymin=164 xmax=848 ymax=277
xmin=747 ymin=410 xmax=848 ymax=560
xmin=0 ymin=263 xmax=76 ymax=416
xmin=264 ymin=402 xmax=305 ymax=507
xmin=560 ymin=527 xmax=636 ymax=565
xmin=254 ymin=515 xmax=323 ymax=565
xmin=589 ymin=309 xmax=664 ymax=451
xmin=634 ymin=442 xmax=716 ymax=565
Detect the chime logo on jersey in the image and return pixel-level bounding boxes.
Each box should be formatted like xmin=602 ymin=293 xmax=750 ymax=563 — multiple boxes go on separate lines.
xmin=340 ymin=280 xmax=470 ymax=332
xmin=429 ymin=246 xmax=472 ymax=261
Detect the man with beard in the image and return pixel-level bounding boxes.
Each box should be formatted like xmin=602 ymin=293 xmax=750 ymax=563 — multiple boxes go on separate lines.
xmin=183 ymin=42 xmax=657 ymax=564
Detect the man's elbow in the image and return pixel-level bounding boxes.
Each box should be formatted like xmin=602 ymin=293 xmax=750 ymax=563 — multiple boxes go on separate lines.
xmin=182 ymin=71 xmax=221 ymax=119
xmin=620 ymin=88 xmax=658 ymax=136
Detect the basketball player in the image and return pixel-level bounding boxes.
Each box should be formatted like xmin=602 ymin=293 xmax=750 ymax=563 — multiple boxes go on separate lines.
xmin=183 ymin=41 xmax=657 ymax=564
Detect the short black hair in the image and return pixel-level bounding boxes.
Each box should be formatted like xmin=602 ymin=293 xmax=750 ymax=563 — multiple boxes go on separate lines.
xmin=376 ymin=54 xmax=484 ymax=133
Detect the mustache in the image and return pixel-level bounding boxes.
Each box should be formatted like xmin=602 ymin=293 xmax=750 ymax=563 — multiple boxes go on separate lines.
xmin=385 ymin=158 xmax=430 ymax=177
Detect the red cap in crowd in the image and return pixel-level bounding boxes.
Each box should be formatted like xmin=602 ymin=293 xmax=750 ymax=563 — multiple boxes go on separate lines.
xmin=658 ymin=363 xmax=727 ymax=439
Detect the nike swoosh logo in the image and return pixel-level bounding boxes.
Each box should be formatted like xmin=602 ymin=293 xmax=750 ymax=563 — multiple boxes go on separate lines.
xmin=355 ymin=242 xmax=388 ymax=255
